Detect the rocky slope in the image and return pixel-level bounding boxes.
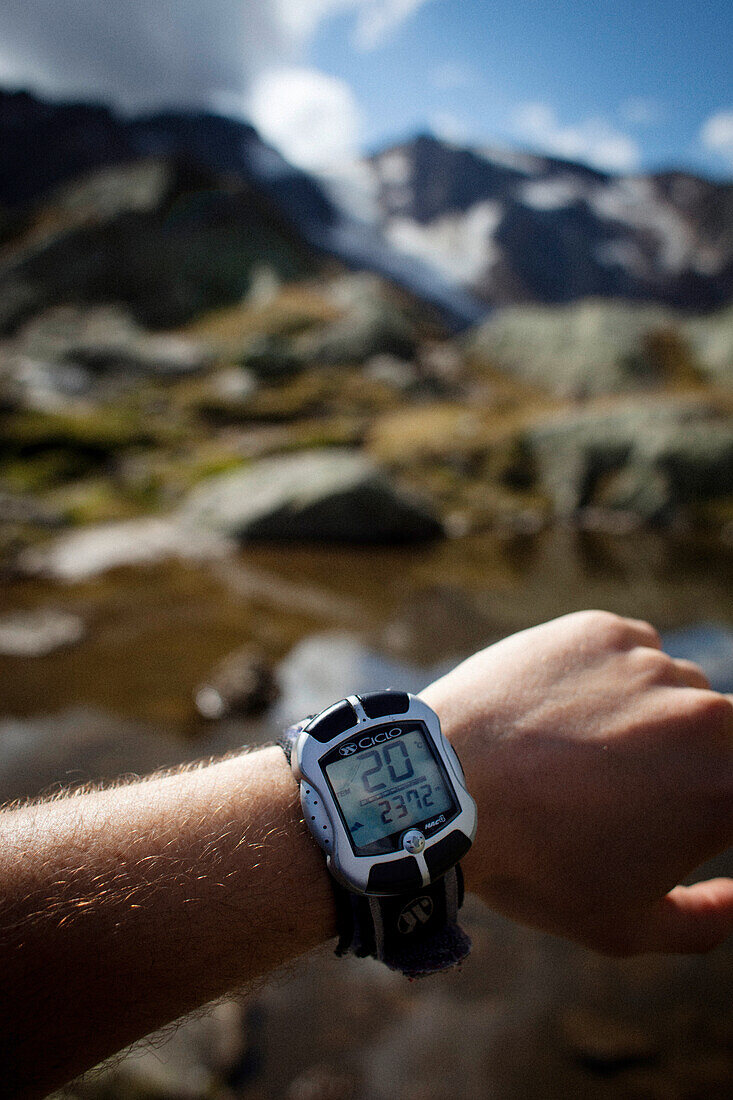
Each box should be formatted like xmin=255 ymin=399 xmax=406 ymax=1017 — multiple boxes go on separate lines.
xmin=6 ymin=89 xmax=732 ymax=327
xmin=366 ymin=133 xmax=733 ymax=310
xmin=467 ymin=299 xmax=733 ymax=395
xmin=0 ymin=154 xmax=320 ymax=332
xmin=0 ymin=89 xmax=479 ymax=329
xmin=0 ymin=89 xmax=730 ymax=563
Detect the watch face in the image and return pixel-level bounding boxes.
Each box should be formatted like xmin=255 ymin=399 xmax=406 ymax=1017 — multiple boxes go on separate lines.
xmin=321 ymin=721 xmax=458 ymax=855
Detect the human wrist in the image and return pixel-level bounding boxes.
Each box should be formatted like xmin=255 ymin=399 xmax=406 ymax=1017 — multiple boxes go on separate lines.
xmin=418 ymin=679 xmax=507 ymax=899
xmin=251 ymin=746 xmax=339 ymax=946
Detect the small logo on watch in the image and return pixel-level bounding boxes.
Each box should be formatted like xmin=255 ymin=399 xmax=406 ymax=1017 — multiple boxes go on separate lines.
xmin=397 ymin=896 xmax=434 ymax=933
xmin=339 ymin=742 xmax=357 ymax=756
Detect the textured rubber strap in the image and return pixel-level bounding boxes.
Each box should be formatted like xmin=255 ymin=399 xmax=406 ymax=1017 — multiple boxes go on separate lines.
xmin=278 ymin=718 xmax=471 ymax=978
xmin=278 ymin=719 xmax=310 ymax=765
xmin=334 ymin=864 xmax=470 ymax=978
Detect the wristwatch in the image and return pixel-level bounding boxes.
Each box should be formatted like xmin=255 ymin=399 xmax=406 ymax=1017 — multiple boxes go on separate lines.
xmin=279 ymin=690 xmax=477 ymax=978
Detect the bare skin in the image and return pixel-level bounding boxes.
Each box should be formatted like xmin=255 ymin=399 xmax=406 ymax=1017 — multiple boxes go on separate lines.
xmin=421 ymin=610 xmax=733 ymax=956
xmin=2 ymin=610 xmax=732 ymax=1098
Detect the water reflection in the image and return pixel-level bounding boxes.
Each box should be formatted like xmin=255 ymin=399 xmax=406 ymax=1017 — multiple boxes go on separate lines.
xmin=0 ymin=527 xmax=731 ymax=736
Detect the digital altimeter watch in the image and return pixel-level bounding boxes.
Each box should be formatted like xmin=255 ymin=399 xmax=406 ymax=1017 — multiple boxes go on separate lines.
xmin=279 ymin=690 xmax=477 ymax=978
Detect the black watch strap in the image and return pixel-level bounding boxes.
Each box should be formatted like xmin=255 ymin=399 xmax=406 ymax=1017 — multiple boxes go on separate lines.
xmin=279 ymin=715 xmax=471 ymax=979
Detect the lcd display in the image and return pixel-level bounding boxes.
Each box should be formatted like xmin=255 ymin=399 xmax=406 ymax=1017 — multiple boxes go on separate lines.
xmin=323 ymin=725 xmax=456 ymax=855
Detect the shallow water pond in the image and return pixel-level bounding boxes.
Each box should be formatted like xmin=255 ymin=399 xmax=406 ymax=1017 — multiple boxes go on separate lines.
xmin=1 ymin=526 xmax=732 ymax=800
xmin=2 ymin=528 xmax=733 ymax=1099
xmin=1 ymin=527 xmax=732 ymax=734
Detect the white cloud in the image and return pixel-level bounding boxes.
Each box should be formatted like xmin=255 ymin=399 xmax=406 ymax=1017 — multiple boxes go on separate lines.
xmin=512 ymin=102 xmax=640 ymax=172
xmin=274 ymin=0 xmax=437 ymax=50
xmin=352 ymin=0 xmax=437 ymax=50
xmin=0 ymin=1 xmax=289 ymax=113
xmin=430 ymin=110 xmax=470 ymax=144
xmin=0 ymin=0 xmax=441 ymax=173
xmin=700 ymin=109 xmax=733 ymax=166
xmin=248 ymin=66 xmax=362 ymax=170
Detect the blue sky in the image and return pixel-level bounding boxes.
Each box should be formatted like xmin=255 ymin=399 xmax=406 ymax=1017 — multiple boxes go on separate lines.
xmin=308 ymin=0 xmax=733 ymax=175
xmin=0 ymin=1 xmax=731 ymax=178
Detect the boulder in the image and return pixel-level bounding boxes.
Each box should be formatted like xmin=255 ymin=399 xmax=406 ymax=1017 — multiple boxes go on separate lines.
xmin=15 ymin=304 xmax=212 ymax=378
xmin=295 ymin=276 xmax=418 ymax=365
xmin=19 ymin=517 xmax=230 ymax=581
xmin=195 ymin=647 xmax=279 ymax=720
xmin=239 ymin=333 xmax=303 ymax=382
xmin=683 ymin=305 xmax=733 ymax=389
xmin=0 ymin=609 xmax=85 ymax=656
xmin=363 ymin=353 xmax=419 ymax=392
xmin=467 ymin=299 xmax=685 ymax=397
xmin=181 ymin=449 xmax=442 ymax=543
xmin=0 ymin=352 xmax=92 ymax=411
xmin=524 ymin=396 xmax=733 ymax=520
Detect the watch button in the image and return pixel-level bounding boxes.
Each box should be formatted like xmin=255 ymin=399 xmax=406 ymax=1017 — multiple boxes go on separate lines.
xmin=359 ymin=690 xmax=410 ymax=718
xmin=424 ymin=830 xmax=472 ymax=881
xmin=367 ymin=856 xmax=422 ymax=894
xmin=306 ymin=700 xmax=358 ymax=743
xmin=402 ymin=829 xmax=426 ymax=854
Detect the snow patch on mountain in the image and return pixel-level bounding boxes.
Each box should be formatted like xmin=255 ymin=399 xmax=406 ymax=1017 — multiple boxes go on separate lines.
xmin=378 ymin=150 xmax=412 ymax=186
xmin=322 ymin=218 xmax=485 ymax=325
xmin=594 ymin=238 xmax=648 ymax=275
xmin=587 ymin=178 xmax=696 ymax=274
xmin=520 ymin=176 xmax=586 ymax=210
xmin=385 ymin=201 xmax=504 ymax=285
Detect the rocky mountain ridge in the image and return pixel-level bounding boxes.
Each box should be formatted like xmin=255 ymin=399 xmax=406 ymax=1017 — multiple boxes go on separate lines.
xmin=366 ymin=133 xmax=733 ymax=311
xmin=3 ymin=90 xmax=733 ymax=328
xmin=0 ymin=89 xmax=479 ymax=329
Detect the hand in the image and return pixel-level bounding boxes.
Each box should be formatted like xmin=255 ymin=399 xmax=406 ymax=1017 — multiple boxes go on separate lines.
xmin=421 ymin=610 xmax=733 ymax=956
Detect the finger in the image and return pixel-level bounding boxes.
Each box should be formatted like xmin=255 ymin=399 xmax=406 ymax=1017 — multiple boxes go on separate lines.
xmin=624 ymin=617 xmax=662 ymax=649
xmin=643 ymin=879 xmax=733 ymax=954
xmin=670 ymin=658 xmax=711 ymax=690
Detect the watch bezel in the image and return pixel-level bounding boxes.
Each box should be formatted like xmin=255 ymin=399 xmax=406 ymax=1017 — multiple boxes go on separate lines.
xmin=292 ymin=693 xmax=476 ymax=895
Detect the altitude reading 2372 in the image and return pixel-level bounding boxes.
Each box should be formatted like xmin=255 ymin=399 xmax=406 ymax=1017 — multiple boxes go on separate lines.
xmin=324 ymin=724 xmax=456 ymax=853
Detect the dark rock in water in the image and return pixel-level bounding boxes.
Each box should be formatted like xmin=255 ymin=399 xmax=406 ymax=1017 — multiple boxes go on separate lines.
xmin=195 ymin=647 xmax=279 ymax=720
xmin=0 ymin=609 xmax=85 ymax=656
xmin=524 ymin=396 xmax=733 ymax=521
xmin=662 ymin=623 xmax=733 ymax=693
xmin=181 ymin=449 xmax=443 ymax=544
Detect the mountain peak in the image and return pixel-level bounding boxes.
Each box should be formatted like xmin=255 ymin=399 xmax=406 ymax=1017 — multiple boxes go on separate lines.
xmin=366 ymin=131 xmax=733 ymax=311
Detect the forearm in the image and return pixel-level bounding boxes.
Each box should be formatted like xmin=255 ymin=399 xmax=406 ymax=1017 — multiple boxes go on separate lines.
xmin=0 ymin=746 xmax=337 ymax=1099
